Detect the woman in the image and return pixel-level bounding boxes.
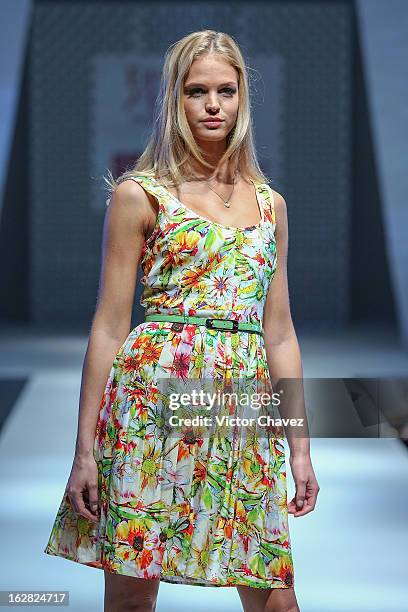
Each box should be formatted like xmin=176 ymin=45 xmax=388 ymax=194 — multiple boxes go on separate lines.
xmin=44 ymin=30 xmax=319 ymax=612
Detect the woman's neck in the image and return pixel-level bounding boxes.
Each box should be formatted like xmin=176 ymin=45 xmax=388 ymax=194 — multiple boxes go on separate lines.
xmin=186 ymin=161 xmax=239 ymax=184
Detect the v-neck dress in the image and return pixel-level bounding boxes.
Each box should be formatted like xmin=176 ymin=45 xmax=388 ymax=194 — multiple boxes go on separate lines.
xmin=44 ymin=174 xmax=295 ymax=590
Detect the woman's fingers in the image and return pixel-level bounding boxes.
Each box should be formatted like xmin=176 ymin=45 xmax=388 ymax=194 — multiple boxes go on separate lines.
xmin=64 ymin=455 xmax=100 ymax=523
xmin=288 ymin=495 xmax=313 ymax=516
xmin=287 ymin=453 xmax=320 ymax=517
xmin=67 ymin=483 xmax=100 ymax=523
xmin=85 ymin=483 xmax=100 ymax=518
xmin=288 ymin=479 xmax=320 ymax=516
xmin=294 ymin=480 xmax=306 ymax=511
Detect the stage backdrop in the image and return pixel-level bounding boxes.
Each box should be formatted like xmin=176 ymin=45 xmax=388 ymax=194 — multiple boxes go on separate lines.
xmin=29 ymin=1 xmax=352 ymax=330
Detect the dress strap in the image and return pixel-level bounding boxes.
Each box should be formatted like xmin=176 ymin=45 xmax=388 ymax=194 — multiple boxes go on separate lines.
xmin=260 ymin=183 xmax=276 ymax=227
xmin=105 ymin=174 xmax=166 ymax=209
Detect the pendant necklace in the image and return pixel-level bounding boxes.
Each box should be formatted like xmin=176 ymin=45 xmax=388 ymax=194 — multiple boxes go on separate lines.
xmin=191 ymin=170 xmax=240 ymax=208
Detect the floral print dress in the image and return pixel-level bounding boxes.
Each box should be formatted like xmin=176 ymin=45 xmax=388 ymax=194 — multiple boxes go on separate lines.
xmin=44 ymin=174 xmax=295 ymax=590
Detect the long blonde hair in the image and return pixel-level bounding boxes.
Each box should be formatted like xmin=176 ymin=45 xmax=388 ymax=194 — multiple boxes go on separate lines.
xmin=102 ymin=29 xmax=269 ymax=197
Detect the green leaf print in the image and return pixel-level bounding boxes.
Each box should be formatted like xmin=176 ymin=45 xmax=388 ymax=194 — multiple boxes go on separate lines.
xmin=257 ymin=506 xmax=265 ymax=523
xmin=211 ymin=462 xmax=227 ymax=475
xmin=218 ymin=436 xmax=232 ymax=454
xmin=207 ymin=471 xmax=224 ymax=491
xmin=202 ymin=484 xmax=213 ymax=511
xmin=113 ymin=509 xmax=143 ymax=520
xmin=107 ymin=518 xmax=115 ymax=544
xmin=236 ymin=490 xmax=263 ymax=503
xmin=234 ymin=250 xmax=252 ymax=273
xmin=249 ymin=553 xmax=266 ymax=578
xmin=127 ymin=422 xmax=146 ymax=438
xmin=77 ymin=516 xmax=92 ymax=536
xmin=169 ymin=209 xmax=187 ymax=223
xmin=161 ymin=267 xmax=172 ymax=287
xmin=108 ymin=503 xmax=121 ymax=524
xmin=192 ymin=220 xmax=214 ymax=232
xmin=181 ymin=538 xmax=192 ymax=555
xmin=259 ymin=540 xmax=288 ymax=560
xmin=145 ymin=500 xmax=168 ymax=514
xmin=103 ymin=542 xmax=116 ymax=558
xmin=212 ymin=534 xmax=224 ymax=550
xmin=100 ymin=457 xmax=113 ymax=472
xmin=247 ymin=507 xmax=259 ymax=524
xmin=107 ymin=420 xmax=117 ymax=442
xmin=190 ymin=480 xmax=200 ymax=498
xmin=235 ymin=230 xmax=244 ymax=249
xmin=251 ymin=461 xmax=260 ymax=474
xmin=257 ymin=555 xmax=266 ymax=577
xmin=204 ymin=227 xmax=217 ymax=250
xmin=274 ymin=454 xmax=286 ymax=472
xmin=218 ymin=236 xmax=238 ymax=254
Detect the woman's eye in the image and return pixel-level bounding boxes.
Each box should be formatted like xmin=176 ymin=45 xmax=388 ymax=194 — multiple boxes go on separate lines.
xmin=187 ymin=87 xmax=236 ymax=97
xmin=187 ymin=88 xmax=204 ymax=97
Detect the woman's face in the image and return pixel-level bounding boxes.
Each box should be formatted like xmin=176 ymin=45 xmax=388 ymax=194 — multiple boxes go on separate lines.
xmin=182 ymin=54 xmax=239 ymax=147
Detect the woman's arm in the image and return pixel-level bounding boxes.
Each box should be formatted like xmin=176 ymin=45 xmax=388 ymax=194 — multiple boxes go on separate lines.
xmin=65 ymin=179 xmax=155 ymax=523
xmin=262 ymin=190 xmax=319 ymax=517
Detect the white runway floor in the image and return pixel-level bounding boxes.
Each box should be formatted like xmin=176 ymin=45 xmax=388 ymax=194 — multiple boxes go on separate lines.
xmin=0 ymin=322 xmax=407 ymax=611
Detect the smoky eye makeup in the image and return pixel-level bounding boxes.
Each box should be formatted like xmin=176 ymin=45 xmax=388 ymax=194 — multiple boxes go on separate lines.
xmin=185 ymin=87 xmax=237 ymax=97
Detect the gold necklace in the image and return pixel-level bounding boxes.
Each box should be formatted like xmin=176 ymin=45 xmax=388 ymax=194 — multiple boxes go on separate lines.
xmin=190 ymin=170 xmax=240 ymax=208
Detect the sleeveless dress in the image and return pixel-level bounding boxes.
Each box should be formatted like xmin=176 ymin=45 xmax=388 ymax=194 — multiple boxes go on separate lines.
xmin=44 ymin=174 xmax=295 ymax=590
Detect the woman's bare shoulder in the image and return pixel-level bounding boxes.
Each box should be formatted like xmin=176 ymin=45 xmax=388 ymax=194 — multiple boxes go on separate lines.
xmin=110 ymin=177 xmax=152 ymax=206
xmin=269 ymin=187 xmax=286 ymax=208
xmin=105 ymin=179 xmax=157 ymax=241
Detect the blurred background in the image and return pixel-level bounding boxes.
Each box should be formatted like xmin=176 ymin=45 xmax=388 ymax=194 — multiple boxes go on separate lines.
xmin=0 ymin=0 xmax=407 ymax=611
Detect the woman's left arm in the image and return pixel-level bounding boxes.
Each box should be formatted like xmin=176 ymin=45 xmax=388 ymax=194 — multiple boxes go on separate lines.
xmin=262 ymin=190 xmax=320 ymax=517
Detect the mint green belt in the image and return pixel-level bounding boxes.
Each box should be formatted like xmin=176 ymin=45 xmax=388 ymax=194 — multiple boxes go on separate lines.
xmin=144 ymin=313 xmax=263 ymax=335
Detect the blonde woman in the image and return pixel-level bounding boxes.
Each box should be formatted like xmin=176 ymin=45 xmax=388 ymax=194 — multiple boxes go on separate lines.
xmin=44 ymin=30 xmax=319 ymax=612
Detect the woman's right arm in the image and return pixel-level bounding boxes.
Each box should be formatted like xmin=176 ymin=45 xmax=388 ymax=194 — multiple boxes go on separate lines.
xmin=66 ymin=179 xmax=154 ymax=522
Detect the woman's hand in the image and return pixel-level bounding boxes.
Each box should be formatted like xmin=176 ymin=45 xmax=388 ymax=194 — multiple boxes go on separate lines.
xmin=287 ymin=452 xmax=320 ymax=517
xmin=65 ymin=453 xmax=100 ymax=523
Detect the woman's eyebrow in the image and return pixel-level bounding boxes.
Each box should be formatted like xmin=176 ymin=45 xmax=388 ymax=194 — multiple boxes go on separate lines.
xmin=184 ymin=81 xmax=237 ymax=88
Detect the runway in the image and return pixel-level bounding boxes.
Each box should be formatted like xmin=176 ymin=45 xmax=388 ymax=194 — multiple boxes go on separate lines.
xmin=0 ymin=322 xmax=407 ymax=611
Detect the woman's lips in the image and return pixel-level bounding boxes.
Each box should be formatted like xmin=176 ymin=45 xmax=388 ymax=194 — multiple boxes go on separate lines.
xmin=202 ymin=120 xmax=224 ymax=127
